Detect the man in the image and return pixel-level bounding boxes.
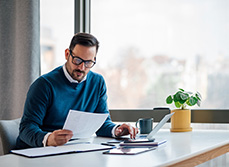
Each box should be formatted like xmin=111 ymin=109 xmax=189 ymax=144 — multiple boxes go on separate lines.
xmin=16 ymin=33 xmax=138 ymax=149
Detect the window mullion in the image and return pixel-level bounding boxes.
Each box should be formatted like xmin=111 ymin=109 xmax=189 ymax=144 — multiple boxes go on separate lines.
xmin=74 ymin=0 xmax=90 ymax=33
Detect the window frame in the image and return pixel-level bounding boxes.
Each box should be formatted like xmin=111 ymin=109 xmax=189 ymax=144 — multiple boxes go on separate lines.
xmin=110 ymin=109 xmax=229 ymax=123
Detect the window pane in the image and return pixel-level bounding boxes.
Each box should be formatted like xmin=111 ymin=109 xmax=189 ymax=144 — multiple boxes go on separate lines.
xmin=40 ymin=0 xmax=74 ymax=75
xmin=91 ymin=0 xmax=229 ymax=109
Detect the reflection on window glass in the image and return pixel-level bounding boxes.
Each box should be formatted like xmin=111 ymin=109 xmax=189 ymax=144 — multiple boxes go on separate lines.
xmin=40 ymin=0 xmax=74 ymax=75
xmin=91 ymin=0 xmax=229 ymax=109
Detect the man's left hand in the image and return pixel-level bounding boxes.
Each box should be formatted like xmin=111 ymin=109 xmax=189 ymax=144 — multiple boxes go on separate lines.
xmin=114 ymin=123 xmax=138 ymax=139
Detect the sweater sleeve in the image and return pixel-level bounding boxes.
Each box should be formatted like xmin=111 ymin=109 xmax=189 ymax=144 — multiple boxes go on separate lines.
xmin=95 ymin=76 xmax=116 ymax=137
xmin=18 ymin=77 xmax=51 ymax=147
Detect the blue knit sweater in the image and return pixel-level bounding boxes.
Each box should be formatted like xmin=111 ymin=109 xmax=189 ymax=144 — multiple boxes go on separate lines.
xmin=16 ymin=66 xmax=116 ymax=149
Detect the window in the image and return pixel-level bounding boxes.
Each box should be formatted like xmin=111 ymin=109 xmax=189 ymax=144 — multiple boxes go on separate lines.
xmin=40 ymin=0 xmax=74 ymax=75
xmin=91 ymin=0 xmax=229 ymax=109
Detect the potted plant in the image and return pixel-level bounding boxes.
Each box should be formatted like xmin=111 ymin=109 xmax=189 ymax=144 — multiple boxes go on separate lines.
xmin=166 ymin=88 xmax=202 ymax=132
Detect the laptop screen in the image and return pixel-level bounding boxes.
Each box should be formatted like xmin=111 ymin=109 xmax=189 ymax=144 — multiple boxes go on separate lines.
xmin=147 ymin=112 xmax=174 ymax=140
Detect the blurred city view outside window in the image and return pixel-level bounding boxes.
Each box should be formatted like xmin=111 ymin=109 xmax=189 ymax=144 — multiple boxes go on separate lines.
xmin=40 ymin=0 xmax=74 ymax=75
xmin=91 ymin=0 xmax=229 ymax=109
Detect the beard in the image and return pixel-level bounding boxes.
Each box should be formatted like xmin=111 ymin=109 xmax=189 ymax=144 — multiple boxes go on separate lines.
xmin=71 ymin=69 xmax=85 ymax=82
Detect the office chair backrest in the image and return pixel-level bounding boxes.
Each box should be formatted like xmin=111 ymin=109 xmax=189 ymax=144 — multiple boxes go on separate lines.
xmin=0 ymin=118 xmax=21 ymax=155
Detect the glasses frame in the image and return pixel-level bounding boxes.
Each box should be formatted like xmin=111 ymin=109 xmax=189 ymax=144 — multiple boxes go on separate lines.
xmin=69 ymin=49 xmax=96 ymax=68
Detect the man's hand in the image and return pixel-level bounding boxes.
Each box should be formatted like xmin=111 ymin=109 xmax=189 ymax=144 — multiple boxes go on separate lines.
xmin=47 ymin=129 xmax=73 ymax=146
xmin=114 ymin=123 xmax=138 ymax=139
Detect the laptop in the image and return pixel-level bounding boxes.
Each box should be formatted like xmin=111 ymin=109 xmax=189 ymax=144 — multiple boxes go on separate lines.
xmin=105 ymin=112 xmax=174 ymax=144
xmin=146 ymin=112 xmax=174 ymax=140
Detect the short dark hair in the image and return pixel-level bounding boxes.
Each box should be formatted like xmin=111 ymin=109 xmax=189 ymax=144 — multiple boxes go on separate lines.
xmin=69 ymin=33 xmax=99 ymax=53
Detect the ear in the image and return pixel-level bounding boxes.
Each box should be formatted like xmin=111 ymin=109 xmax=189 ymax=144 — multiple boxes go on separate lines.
xmin=65 ymin=49 xmax=70 ymax=60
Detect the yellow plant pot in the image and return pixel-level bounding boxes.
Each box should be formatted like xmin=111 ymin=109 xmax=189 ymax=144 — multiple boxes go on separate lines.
xmin=170 ymin=109 xmax=192 ymax=132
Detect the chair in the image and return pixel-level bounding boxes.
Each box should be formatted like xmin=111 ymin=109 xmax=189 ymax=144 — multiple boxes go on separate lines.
xmin=0 ymin=118 xmax=21 ymax=155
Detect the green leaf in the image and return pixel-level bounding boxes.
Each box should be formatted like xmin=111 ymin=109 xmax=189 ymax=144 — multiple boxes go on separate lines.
xmin=179 ymin=88 xmax=184 ymax=92
xmin=173 ymin=91 xmax=182 ymax=102
xmin=186 ymin=99 xmax=192 ymax=106
xmin=196 ymin=92 xmax=202 ymax=101
xmin=189 ymin=96 xmax=198 ymax=106
xmin=179 ymin=99 xmax=186 ymax=104
xmin=166 ymin=95 xmax=173 ymax=104
xmin=177 ymin=92 xmax=187 ymax=104
xmin=175 ymin=101 xmax=181 ymax=108
xmin=180 ymin=93 xmax=188 ymax=101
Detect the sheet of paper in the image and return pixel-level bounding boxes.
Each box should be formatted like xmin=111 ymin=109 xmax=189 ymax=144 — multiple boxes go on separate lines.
xmin=63 ymin=110 xmax=109 ymax=139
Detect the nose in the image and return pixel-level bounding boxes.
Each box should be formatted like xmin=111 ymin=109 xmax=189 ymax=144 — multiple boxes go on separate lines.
xmin=77 ymin=62 xmax=85 ymax=71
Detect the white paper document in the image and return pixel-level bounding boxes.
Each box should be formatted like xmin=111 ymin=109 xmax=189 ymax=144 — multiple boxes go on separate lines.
xmin=63 ymin=110 xmax=109 ymax=139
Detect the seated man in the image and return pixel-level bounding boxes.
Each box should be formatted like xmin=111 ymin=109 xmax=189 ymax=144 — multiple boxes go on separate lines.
xmin=16 ymin=33 xmax=138 ymax=149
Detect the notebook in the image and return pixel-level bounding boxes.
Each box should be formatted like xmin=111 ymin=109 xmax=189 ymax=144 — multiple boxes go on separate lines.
xmin=11 ymin=143 xmax=113 ymax=158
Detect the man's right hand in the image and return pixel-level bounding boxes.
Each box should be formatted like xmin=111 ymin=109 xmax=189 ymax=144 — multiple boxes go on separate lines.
xmin=47 ymin=129 xmax=73 ymax=146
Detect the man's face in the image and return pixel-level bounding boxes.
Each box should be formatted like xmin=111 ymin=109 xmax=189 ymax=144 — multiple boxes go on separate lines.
xmin=65 ymin=44 xmax=96 ymax=82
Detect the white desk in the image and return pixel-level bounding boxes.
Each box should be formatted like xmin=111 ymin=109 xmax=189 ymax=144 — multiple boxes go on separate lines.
xmin=0 ymin=129 xmax=229 ymax=167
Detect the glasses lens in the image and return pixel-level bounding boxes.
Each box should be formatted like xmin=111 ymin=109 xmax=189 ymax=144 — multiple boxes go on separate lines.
xmin=85 ymin=61 xmax=95 ymax=68
xmin=73 ymin=57 xmax=83 ymax=65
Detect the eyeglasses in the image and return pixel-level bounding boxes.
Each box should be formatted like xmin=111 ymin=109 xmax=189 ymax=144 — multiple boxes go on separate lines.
xmin=69 ymin=49 xmax=96 ymax=68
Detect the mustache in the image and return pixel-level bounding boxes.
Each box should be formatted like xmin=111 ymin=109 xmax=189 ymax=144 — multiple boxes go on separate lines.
xmin=73 ymin=69 xmax=85 ymax=74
